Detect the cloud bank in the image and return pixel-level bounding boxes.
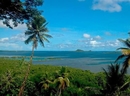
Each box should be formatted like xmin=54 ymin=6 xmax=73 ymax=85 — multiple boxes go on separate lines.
xmin=0 ymin=33 xmax=26 ymax=50
xmin=92 ymin=0 xmax=130 ymax=12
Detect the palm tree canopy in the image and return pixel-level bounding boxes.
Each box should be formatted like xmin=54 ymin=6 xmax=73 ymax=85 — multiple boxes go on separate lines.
xmin=25 ymin=15 xmax=52 ymax=49
xmin=102 ymin=64 xmax=129 ymax=95
xmin=117 ymin=48 xmax=130 ymax=55
xmin=118 ymin=38 xmax=130 ymax=48
xmin=115 ymin=38 xmax=130 ymax=74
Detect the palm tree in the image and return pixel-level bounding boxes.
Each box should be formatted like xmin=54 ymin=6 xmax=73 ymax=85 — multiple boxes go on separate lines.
xmin=0 ymin=70 xmax=18 ymax=95
xmin=25 ymin=15 xmax=52 ymax=62
xmin=115 ymin=37 xmax=130 ymax=75
xmin=18 ymin=15 xmax=52 ymax=96
xmin=40 ymin=67 xmax=70 ymax=96
xmin=102 ymin=63 xmax=129 ymax=96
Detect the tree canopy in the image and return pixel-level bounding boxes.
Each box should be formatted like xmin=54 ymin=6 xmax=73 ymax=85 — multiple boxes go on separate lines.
xmin=0 ymin=0 xmax=43 ymax=28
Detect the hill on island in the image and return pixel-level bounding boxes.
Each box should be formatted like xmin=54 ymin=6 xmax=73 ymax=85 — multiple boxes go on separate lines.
xmin=76 ymin=49 xmax=84 ymax=52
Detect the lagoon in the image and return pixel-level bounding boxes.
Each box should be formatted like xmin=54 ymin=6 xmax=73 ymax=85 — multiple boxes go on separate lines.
xmin=0 ymin=51 xmax=125 ymax=73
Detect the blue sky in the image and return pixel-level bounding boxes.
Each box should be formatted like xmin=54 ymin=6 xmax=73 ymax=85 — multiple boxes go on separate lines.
xmin=0 ymin=0 xmax=130 ymax=51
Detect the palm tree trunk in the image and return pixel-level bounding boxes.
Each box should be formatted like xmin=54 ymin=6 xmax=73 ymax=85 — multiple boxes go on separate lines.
xmin=30 ymin=46 xmax=34 ymax=63
xmin=56 ymin=89 xmax=62 ymax=96
xmin=18 ymin=46 xmax=34 ymax=96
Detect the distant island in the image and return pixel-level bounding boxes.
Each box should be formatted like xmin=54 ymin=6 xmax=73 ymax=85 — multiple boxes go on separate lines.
xmin=75 ymin=49 xmax=92 ymax=52
xmin=76 ymin=49 xmax=84 ymax=52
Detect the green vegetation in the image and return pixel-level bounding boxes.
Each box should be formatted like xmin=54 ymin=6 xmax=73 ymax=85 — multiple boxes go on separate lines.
xmin=0 ymin=58 xmax=100 ymax=96
xmin=102 ymin=64 xmax=130 ymax=96
xmin=1 ymin=58 xmax=130 ymax=96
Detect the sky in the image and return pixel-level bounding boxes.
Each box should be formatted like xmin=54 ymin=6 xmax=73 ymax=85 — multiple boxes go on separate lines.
xmin=1 ymin=0 xmax=130 ymax=51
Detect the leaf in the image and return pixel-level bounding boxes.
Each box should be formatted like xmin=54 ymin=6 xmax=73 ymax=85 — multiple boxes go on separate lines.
xmin=118 ymin=39 xmax=130 ymax=48
xmin=115 ymin=55 xmax=125 ymax=63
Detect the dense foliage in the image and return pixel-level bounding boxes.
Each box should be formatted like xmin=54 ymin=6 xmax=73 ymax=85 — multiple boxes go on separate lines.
xmin=1 ymin=58 xmax=130 ymax=96
xmin=102 ymin=64 xmax=130 ymax=96
xmin=0 ymin=58 xmax=100 ymax=96
xmin=0 ymin=0 xmax=43 ymax=28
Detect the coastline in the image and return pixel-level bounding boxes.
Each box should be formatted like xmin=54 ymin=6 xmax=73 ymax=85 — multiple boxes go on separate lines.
xmin=1 ymin=56 xmax=130 ymax=73
xmin=0 ymin=51 xmax=124 ymax=73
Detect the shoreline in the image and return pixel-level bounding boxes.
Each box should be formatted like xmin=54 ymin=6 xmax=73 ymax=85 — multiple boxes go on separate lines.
xmin=1 ymin=56 xmax=129 ymax=73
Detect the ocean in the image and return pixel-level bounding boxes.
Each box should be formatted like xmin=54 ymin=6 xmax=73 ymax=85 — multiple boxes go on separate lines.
xmin=0 ymin=51 xmax=123 ymax=72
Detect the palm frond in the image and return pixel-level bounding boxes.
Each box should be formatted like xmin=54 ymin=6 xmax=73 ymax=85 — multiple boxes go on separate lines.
xmin=103 ymin=64 xmax=119 ymax=77
xmin=117 ymin=48 xmax=130 ymax=55
xmin=118 ymin=39 xmax=130 ymax=48
xmin=115 ymin=55 xmax=125 ymax=63
xmin=25 ymin=34 xmax=35 ymax=44
xmin=119 ymin=81 xmax=130 ymax=91
xmin=39 ymin=39 xmax=44 ymax=47
xmin=117 ymin=47 xmax=129 ymax=50
xmin=102 ymin=68 xmax=109 ymax=78
xmin=121 ymin=56 xmax=130 ymax=74
xmin=32 ymin=21 xmax=38 ymax=29
xmin=25 ymin=15 xmax=51 ymax=49
xmin=40 ymin=26 xmax=49 ymax=32
xmin=43 ymin=33 xmax=52 ymax=38
xmin=38 ymin=33 xmax=51 ymax=43
xmin=32 ymin=16 xmax=46 ymax=29
xmin=38 ymin=18 xmax=46 ymax=28
xmin=43 ymin=37 xmax=50 ymax=43
xmin=25 ymin=31 xmax=35 ymax=36
xmin=108 ymin=64 xmax=116 ymax=75
xmin=26 ymin=24 xmax=33 ymax=30
xmin=37 ymin=34 xmax=45 ymax=47
xmin=115 ymin=63 xmax=120 ymax=75
xmin=122 ymin=49 xmax=130 ymax=55
xmin=42 ymin=22 xmax=48 ymax=28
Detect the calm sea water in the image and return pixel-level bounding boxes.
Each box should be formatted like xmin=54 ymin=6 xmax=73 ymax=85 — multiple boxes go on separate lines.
xmin=0 ymin=51 xmax=121 ymax=59
xmin=0 ymin=51 xmax=123 ymax=72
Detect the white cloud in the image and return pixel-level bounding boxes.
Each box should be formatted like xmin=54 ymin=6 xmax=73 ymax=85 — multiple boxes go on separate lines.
xmin=92 ymin=0 xmax=130 ymax=12
xmin=0 ymin=33 xmax=26 ymax=50
xmin=83 ymin=33 xmax=90 ymax=38
xmin=92 ymin=0 xmax=122 ymax=12
xmin=10 ymin=33 xmax=26 ymax=42
xmin=90 ymin=40 xmax=101 ymax=47
xmin=80 ymin=33 xmax=121 ymax=50
xmin=81 ymin=34 xmax=103 ymax=47
xmin=94 ymin=35 xmax=101 ymax=40
xmin=0 ymin=33 xmax=26 ymax=44
xmin=107 ymin=39 xmax=120 ymax=47
xmin=0 ymin=38 xmax=9 ymax=42
xmin=0 ymin=21 xmax=7 ymax=28
xmin=117 ymin=0 xmax=130 ymax=2
xmin=0 ymin=20 xmax=27 ymax=30
xmin=0 ymin=42 xmax=23 ymax=50
xmin=13 ymin=24 xmax=27 ymax=30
